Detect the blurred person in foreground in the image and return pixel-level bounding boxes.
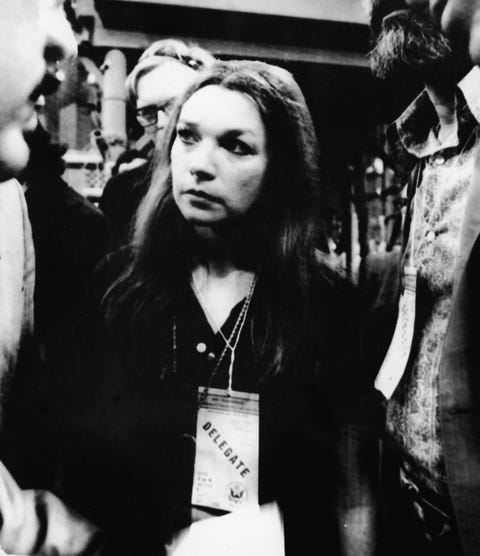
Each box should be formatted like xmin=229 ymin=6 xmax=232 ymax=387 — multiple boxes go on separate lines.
xmin=0 ymin=0 xmax=103 ymax=553
xmin=4 ymin=123 xmax=110 ymax=494
xmin=99 ymin=39 xmax=215 ymax=245
xmin=368 ymin=1 xmax=480 ymax=554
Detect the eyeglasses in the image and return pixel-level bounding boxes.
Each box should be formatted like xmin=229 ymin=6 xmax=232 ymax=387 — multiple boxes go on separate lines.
xmin=135 ymin=100 xmax=173 ymax=128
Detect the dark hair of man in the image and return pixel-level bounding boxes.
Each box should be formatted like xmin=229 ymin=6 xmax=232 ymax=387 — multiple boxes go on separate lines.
xmin=369 ymin=3 xmax=458 ymax=81
xmin=103 ymin=60 xmax=327 ymax=379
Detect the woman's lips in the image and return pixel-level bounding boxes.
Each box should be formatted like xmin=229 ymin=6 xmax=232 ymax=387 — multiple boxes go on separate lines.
xmin=185 ymin=190 xmax=222 ymax=204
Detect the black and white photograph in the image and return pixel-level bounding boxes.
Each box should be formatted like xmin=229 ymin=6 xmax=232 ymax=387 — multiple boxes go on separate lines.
xmin=0 ymin=0 xmax=479 ymax=554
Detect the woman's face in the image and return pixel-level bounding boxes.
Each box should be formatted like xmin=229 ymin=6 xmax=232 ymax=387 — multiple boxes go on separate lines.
xmin=171 ymin=85 xmax=268 ymax=229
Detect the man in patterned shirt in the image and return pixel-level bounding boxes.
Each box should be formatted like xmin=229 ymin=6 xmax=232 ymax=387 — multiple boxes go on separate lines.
xmin=369 ymin=1 xmax=480 ymax=554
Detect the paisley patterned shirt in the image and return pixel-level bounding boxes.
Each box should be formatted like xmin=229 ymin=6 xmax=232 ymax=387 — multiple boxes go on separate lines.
xmin=386 ymin=68 xmax=480 ymax=496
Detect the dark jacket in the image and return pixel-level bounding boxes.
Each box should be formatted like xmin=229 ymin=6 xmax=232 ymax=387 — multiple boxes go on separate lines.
xmin=25 ymin=178 xmax=109 ymax=366
xmin=437 ymin=149 xmax=480 ymax=556
xmin=58 ymin=254 xmax=371 ymax=555
xmin=6 ymin=175 xmax=110 ymax=491
xmin=99 ymin=144 xmax=153 ymax=245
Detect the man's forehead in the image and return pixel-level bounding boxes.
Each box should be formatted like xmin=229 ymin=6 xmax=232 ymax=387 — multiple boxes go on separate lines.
xmin=137 ymin=61 xmax=196 ymax=107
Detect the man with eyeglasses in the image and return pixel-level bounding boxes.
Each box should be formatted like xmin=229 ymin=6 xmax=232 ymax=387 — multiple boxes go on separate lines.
xmin=100 ymin=39 xmax=214 ymax=244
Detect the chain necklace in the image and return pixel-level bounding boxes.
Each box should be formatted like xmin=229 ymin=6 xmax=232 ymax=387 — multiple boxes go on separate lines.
xmin=173 ymin=273 xmax=257 ymax=395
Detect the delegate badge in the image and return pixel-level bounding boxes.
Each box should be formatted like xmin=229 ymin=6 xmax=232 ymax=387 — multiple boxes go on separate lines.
xmin=375 ymin=265 xmax=417 ymax=400
xmin=192 ymin=387 xmax=259 ymax=512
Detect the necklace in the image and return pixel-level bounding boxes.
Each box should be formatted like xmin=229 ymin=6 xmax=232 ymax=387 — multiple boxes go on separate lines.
xmin=191 ymin=274 xmax=248 ymax=350
xmin=173 ymin=273 xmax=257 ymax=395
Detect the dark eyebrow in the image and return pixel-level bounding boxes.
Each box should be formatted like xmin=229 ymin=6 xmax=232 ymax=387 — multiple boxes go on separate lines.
xmin=176 ymin=121 xmax=256 ymax=138
xmin=176 ymin=119 xmax=198 ymax=128
xmin=221 ymin=129 xmax=255 ymax=138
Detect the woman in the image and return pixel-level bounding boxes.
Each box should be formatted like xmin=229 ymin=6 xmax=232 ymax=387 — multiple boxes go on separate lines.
xmin=62 ymin=60 xmax=372 ymax=555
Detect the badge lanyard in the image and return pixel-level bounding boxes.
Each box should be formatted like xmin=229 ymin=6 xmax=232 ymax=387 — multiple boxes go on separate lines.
xmin=175 ymin=274 xmax=260 ymax=512
xmin=374 ymin=199 xmax=419 ymax=400
xmin=375 ymin=128 xmax=478 ymax=399
xmin=191 ymin=274 xmax=257 ymax=396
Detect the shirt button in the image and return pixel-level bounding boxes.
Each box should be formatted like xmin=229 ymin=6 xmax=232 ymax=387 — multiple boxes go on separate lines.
xmin=196 ymin=342 xmax=207 ymax=354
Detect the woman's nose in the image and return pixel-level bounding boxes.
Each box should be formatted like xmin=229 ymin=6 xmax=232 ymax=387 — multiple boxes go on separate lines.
xmin=189 ymin=141 xmax=216 ymax=181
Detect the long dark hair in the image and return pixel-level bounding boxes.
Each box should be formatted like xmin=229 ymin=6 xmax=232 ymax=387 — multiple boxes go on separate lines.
xmin=104 ymin=60 xmax=326 ymax=378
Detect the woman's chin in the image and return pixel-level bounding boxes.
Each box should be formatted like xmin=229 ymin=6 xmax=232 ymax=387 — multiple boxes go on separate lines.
xmin=181 ymin=208 xmax=225 ymax=229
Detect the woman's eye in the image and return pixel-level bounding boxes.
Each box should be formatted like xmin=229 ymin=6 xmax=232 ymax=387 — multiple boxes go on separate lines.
xmin=176 ymin=128 xmax=196 ymax=144
xmin=223 ymin=139 xmax=254 ymax=156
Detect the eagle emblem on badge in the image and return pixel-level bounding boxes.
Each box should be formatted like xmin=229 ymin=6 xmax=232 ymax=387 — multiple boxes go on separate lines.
xmin=227 ymin=482 xmax=248 ymax=505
